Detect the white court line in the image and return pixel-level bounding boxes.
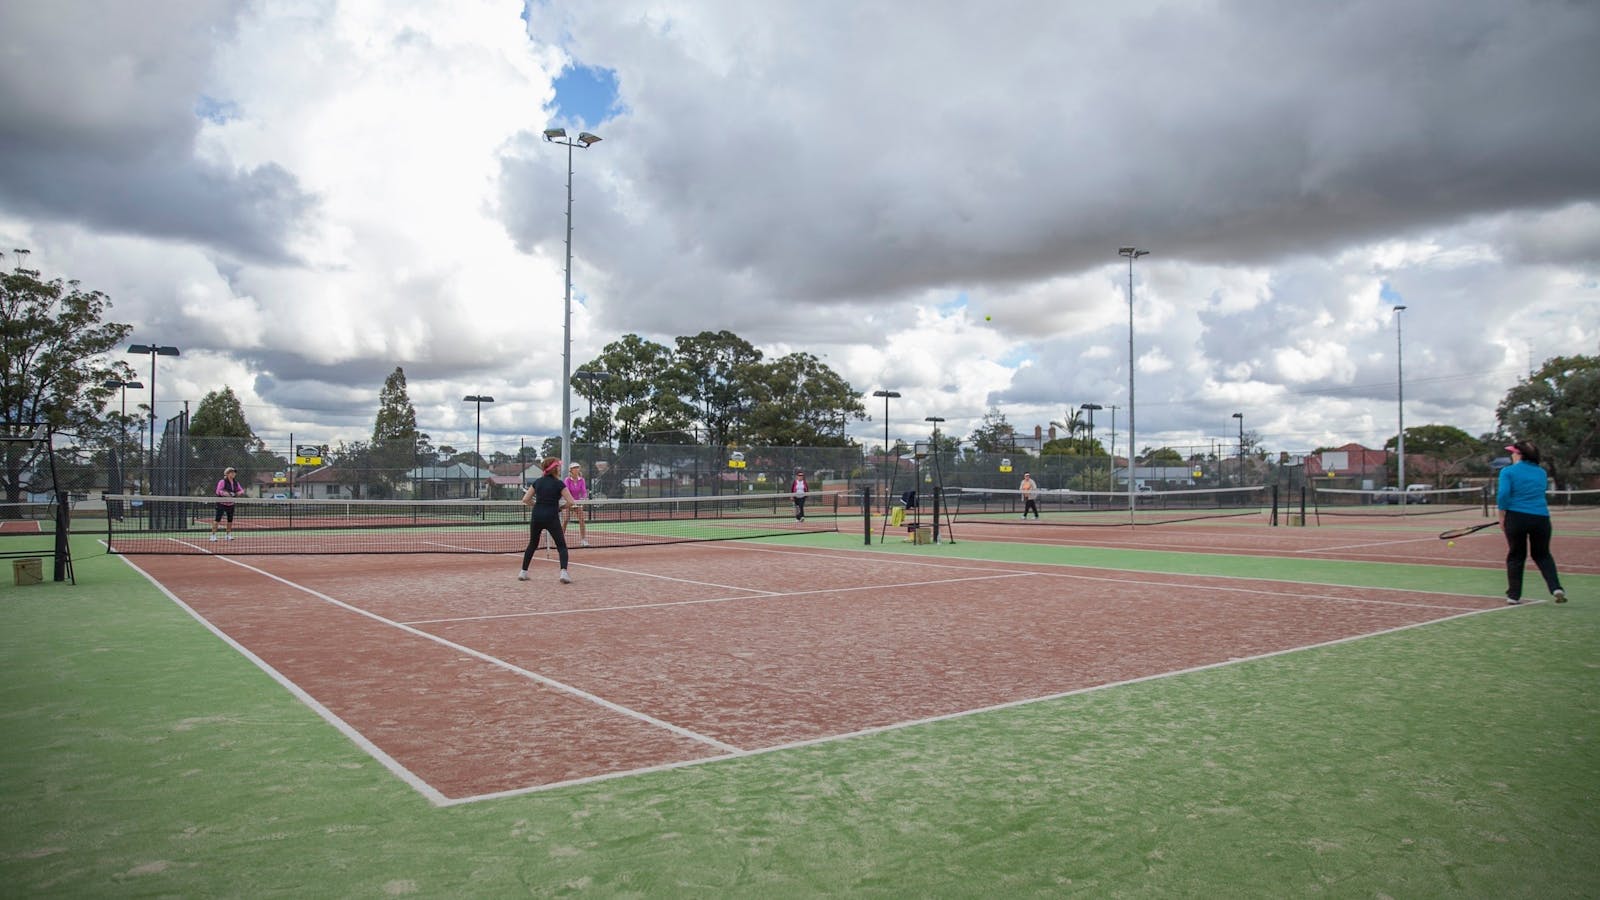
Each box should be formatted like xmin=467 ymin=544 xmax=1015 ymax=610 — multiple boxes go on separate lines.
xmin=445 ymin=601 xmax=1518 ymax=805
xmin=156 ymin=541 xmax=744 ymax=759
xmin=403 ymin=572 xmax=1038 ymax=626
xmin=714 ymin=541 xmax=1499 ymax=604
xmin=1289 ymin=534 xmax=1444 ymax=552
xmin=119 ymin=550 xmax=451 ymax=807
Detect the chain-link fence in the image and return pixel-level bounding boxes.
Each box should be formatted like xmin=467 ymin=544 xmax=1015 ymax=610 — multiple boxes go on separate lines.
xmin=23 ymin=429 xmax=1533 ymax=512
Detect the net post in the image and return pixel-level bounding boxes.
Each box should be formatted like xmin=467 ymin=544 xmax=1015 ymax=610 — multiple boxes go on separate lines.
xmin=861 ymin=486 xmax=871 ymax=545
xmin=931 ymin=486 xmax=941 ymax=543
xmin=1270 ymin=484 xmax=1278 ymax=526
xmin=1481 ymin=483 xmax=1489 ymax=517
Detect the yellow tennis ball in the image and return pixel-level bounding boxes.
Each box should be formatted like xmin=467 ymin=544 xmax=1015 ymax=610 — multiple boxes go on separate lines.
xmin=1447 ymin=541 xmax=1455 ymax=547
xmin=984 ymin=315 xmax=991 ymax=321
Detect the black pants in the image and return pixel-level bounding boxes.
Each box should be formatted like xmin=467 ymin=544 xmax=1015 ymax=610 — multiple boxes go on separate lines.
xmin=1024 ymin=499 xmax=1039 ymax=518
xmin=794 ymin=497 xmax=807 ymax=520
xmin=1503 ymin=510 xmax=1561 ymax=600
xmin=522 ymin=517 xmax=568 ymax=570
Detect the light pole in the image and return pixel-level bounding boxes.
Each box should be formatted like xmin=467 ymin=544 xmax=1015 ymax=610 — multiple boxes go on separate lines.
xmin=1231 ymin=412 xmax=1244 ymax=485
xmin=924 ymin=415 xmax=945 ymax=482
xmin=1119 ymin=247 xmax=1148 ymax=520
xmin=1080 ymin=403 xmax=1103 ymax=488
xmin=103 ymin=378 xmax=143 ymax=489
xmin=543 ymin=126 xmax=602 ymax=471
xmin=572 ymin=369 xmax=613 ymax=461
xmin=1393 ymin=305 xmax=1407 ymax=496
xmin=127 ymin=344 xmax=179 ymax=492
xmin=873 ymin=389 xmax=901 ymax=506
xmin=1108 ymin=404 xmax=1119 ymax=488
xmin=463 ymin=394 xmax=494 ymax=497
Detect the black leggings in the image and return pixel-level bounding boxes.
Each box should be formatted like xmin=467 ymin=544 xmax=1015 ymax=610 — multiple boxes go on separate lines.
xmin=522 ymin=517 xmax=568 ymax=570
xmin=1503 ymin=510 xmax=1561 ymax=600
xmin=1024 ymin=499 xmax=1039 ymax=518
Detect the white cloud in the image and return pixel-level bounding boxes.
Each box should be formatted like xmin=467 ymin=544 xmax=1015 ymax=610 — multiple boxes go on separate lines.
xmin=1 ymin=0 xmax=1597 ymax=458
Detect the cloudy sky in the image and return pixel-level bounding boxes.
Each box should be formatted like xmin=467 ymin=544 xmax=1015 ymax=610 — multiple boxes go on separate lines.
xmin=2 ymin=0 xmax=1598 ymax=461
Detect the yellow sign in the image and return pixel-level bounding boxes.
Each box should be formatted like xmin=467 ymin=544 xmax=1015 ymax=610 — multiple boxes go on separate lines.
xmin=295 ymin=456 xmax=322 ymax=466
xmin=728 ymin=459 xmax=746 ymax=469
xmin=999 ymin=465 xmax=1013 ymax=473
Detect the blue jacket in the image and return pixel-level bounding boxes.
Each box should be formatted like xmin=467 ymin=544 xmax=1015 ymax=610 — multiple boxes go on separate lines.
xmin=1497 ymin=461 xmax=1550 ymax=517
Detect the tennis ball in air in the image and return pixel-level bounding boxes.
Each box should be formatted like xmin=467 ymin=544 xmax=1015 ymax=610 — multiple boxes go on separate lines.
xmin=985 ymin=315 xmax=992 ymax=321
xmin=1447 ymin=541 xmax=1455 ymax=547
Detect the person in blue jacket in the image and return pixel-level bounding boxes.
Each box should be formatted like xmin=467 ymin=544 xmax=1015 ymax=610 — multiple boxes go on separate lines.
xmin=1497 ymin=440 xmax=1566 ymax=605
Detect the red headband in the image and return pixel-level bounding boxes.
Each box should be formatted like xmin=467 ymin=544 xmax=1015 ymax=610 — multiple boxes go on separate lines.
xmin=543 ymin=459 xmax=562 ymax=475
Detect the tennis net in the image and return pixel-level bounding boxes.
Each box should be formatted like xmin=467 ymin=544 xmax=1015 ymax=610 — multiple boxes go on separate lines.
xmin=1308 ymin=485 xmax=1488 ymax=518
xmin=947 ymin=485 xmax=1273 ymax=526
xmin=0 ymin=500 xmax=63 ymax=535
xmin=102 ymin=491 xmax=842 ymax=555
xmin=1547 ymin=488 xmax=1600 ymax=519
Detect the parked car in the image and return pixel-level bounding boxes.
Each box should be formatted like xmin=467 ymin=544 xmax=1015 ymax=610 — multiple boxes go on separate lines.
xmin=1378 ymin=487 xmax=1402 ymax=504
xmin=1405 ymin=484 xmax=1432 ymax=504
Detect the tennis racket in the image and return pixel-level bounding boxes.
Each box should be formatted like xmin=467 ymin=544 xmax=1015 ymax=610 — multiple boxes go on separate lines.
xmin=1438 ymin=521 xmax=1498 ymax=540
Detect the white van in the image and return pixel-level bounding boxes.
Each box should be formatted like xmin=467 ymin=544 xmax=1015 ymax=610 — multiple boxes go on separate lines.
xmin=1405 ymin=484 xmax=1432 ymax=504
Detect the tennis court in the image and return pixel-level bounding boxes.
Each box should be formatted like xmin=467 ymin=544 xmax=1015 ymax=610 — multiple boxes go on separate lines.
xmin=6 ymin=495 xmax=1597 ymax=897
xmin=123 ymin=525 xmax=1515 ymax=805
xmin=945 ymin=509 xmax=1600 ymax=569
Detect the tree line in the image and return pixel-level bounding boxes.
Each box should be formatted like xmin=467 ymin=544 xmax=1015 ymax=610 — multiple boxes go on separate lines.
xmin=4 ymin=251 xmax=1598 ymax=501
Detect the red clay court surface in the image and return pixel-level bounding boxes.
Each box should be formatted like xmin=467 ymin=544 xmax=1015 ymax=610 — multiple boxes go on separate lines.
xmin=946 ymin=512 xmax=1600 ymax=572
xmin=126 ymin=536 xmax=1532 ymax=805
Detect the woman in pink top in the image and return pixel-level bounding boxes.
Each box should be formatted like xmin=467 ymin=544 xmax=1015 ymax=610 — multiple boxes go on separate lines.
xmin=562 ymin=463 xmax=590 ymax=547
xmin=210 ymin=466 xmax=245 ymax=542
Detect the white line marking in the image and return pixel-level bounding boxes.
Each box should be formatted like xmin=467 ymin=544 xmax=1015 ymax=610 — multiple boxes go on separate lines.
xmin=708 ymin=541 xmax=1497 ymax=604
xmin=440 ymin=602 xmax=1515 ymax=805
xmin=403 ymin=572 xmax=1038 ymax=626
xmin=117 ymin=555 xmax=450 ymax=807
xmin=153 ymin=547 xmax=744 ymax=762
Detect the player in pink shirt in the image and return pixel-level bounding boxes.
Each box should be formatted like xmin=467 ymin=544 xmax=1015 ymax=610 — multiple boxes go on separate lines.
xmin=563 ymin=462 xmax=591 ymax=548
xmin=209 ymin=466 xmax=246 ymax=542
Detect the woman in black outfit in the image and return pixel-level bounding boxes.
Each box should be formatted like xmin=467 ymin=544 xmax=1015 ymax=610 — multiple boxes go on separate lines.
xmin=520 ymin=457 xmax=576 ymax=583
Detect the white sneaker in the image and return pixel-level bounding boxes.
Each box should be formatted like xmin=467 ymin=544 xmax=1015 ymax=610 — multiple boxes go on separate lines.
xmin=1554 ymin=588 xmax=1567 ymax=604
xmin=559 ymin=570 xmax=572 ymax=584
xmin=517 ymin=571 xmax=529 ymax=581
xmin=580 ymin=539 xmax=590 ymax=548
xmin=226 ymin=534 xmax=234 ymax=541
xmin=208 ymin=534 xmax=217 ymax=542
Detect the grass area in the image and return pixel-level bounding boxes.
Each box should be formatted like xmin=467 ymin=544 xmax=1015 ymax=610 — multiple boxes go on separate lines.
xmin=1 ymin=534 xmax=1596 ymax=896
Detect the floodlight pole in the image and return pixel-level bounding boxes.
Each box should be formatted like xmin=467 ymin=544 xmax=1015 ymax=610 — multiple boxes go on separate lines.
xmin=1119 ymin=247 xmax=1148 ymax=523
xmin=543 ymin=127 xmax=602 ymax=471
xmin=873 ymin=390 xmax=901 ymax=508
xmin=1394 ymin=305 xmax=1407 ymax=498
xmin=463 ymin=395 xmax=494 ymax=497
xmin=127 ymin=344 xmax=179 ymax=493
xmin=1232 ymin=412 xmax=1244 ymax=485
xmin=1080 ymin=403 xmax=1102 ymax=487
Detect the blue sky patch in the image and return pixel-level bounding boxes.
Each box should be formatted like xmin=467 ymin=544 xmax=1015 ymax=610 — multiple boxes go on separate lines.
xmin=551 ymin=65 xmax=620 ymax=128
xmin=194 ymin=95 xmax=238 ymax=124
xmin=1379 ymin=280 xmax=1404 ymax=305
